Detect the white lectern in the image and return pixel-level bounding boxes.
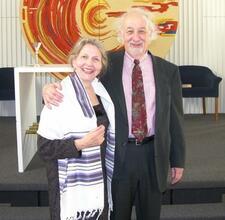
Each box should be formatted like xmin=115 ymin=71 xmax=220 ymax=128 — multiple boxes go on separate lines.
xmin=14 ymin=65 xmax=73 ymax=172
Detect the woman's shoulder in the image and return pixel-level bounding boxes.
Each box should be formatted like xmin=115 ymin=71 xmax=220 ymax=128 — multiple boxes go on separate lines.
xmin=61 ymin=75 xmax=72 ymax=87
xmin=59 ymin=75 xmax=75 ymax=95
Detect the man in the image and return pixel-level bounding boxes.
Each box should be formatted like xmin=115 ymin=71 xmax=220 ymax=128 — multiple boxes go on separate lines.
xmin=43 ymin=8 xmax=185 ymax=220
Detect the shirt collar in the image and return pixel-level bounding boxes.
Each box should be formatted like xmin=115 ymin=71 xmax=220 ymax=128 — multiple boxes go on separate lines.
xmin=124 ymin=51 xmax=148 ymax=66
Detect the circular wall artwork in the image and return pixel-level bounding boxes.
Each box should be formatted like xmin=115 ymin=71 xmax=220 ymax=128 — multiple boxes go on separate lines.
xmin=21 ymin=0 xmax=179 ymax=79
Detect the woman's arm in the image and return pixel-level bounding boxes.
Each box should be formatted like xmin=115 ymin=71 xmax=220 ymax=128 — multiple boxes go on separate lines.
xmin=38 ymin=135 xmax=81 ymax=161
xmin=38 ymin=125 xmax=105 ymax=161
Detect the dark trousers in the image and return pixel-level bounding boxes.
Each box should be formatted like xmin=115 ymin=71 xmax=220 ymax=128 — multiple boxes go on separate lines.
xmin=111 ymin=140 xmax=162 ymax=220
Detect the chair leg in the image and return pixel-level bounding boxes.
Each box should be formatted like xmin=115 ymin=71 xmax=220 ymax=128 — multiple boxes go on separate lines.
xmin=215 ymin=97 xmax=219 ymax=120
xmin=202 ymin=97 xmax=206 ymax=115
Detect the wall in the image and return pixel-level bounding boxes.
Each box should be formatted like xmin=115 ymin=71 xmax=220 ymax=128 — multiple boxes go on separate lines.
xmin=0 ymin=0 xmax=225 ymax=115
xmin=167 ymin=0 xmax=225 ymax=114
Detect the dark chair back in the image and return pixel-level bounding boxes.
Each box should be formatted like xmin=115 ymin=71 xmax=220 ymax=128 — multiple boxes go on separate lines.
xmin=178 ymin=65 xmax=222 ymax=120
xmin=179 ymin=65 xmax=222 ymax=97
xmin=0 ymin=67 xmax=15 ymax=100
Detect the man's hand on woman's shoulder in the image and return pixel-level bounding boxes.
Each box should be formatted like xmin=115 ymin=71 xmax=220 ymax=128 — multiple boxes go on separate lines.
xmin=42 ymin=82 xmax=63 ymax=109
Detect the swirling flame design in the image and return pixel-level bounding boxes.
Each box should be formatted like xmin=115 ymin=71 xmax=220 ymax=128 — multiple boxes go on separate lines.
xmin=21 ymin=0 xmax=178 ymax=79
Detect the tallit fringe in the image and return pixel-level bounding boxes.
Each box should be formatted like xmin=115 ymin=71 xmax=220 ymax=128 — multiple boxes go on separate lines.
xmin=65 ymin=208 xmax=102 ymax=220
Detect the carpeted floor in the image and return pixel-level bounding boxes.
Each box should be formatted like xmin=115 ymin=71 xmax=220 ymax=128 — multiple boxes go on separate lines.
xmin=1 ymin=114 xmax=225 ymax=219
xmin=179 ymin=114 xmax=225 ymax=189
xmin=0 ymin=117 xmax=46 ymax=191
xmin=0 ymin=114 xmax=225 ymax=191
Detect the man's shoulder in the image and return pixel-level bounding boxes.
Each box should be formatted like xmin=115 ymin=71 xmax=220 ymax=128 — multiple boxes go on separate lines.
xmin=108 ymin=49 xmax=125 ymax=60
xmin=151 ymin=53 xmax=178 ymax=69
xmin=106 ymin=49 xmax=125 ymax=74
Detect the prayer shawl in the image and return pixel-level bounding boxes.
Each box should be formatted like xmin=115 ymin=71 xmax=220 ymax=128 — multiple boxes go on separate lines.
xmin=37 ymin=73 xmax=115 ymax=220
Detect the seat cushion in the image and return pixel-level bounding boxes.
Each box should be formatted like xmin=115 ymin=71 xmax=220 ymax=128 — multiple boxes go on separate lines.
xmin=182 ymin=87 xmax=219 ymax=97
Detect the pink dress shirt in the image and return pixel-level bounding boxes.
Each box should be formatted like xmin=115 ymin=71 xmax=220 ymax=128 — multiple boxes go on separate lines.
xmin=122 ymin=52 xmax=156 ymax=137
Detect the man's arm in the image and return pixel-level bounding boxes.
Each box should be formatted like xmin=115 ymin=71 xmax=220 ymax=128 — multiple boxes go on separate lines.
xmin=42 ymin=82 xmax=64 ymax=108
xmin=169 ymin=66 xmax=186 ymax=184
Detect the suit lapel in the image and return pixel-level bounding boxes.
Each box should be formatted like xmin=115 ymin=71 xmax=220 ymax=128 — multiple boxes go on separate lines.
xmin=151 ymin=53 xmax=169 ymax=134
xmin=110 ymin=50 xmax=128 ymax=124
xmin=151 ymin=53 xmax=160 ymax=103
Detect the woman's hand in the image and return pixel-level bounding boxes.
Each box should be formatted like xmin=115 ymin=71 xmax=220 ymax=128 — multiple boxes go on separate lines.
xmin=74 ymin=125 xmax=105 ymax=150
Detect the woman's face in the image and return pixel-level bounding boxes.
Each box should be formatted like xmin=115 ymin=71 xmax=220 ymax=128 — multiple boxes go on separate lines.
xmin=72 ymin=44 xmax=102 ymax=83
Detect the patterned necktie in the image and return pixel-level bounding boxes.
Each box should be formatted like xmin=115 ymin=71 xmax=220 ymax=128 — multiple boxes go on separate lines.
xmin=131 ymin=59 xmax=148 ymax=142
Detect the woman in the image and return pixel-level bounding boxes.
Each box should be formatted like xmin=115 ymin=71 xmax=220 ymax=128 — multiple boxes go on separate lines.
xmin=37 ymin=38 xmax=115 ymax=220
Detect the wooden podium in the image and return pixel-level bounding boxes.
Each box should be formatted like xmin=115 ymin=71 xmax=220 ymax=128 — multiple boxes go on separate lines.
xmin=14 ymin=65 xmax=73 ymax=172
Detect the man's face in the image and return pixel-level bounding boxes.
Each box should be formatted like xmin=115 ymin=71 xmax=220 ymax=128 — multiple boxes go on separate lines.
xmin=121 ymin=12 xmax=151 ymax=59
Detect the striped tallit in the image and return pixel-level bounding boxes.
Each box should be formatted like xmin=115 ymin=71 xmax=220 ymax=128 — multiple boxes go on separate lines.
xmin=37 ymin=72 xmax=115 ymax=220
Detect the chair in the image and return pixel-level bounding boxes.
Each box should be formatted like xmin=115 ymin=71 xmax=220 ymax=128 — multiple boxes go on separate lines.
xmin=179 ymin=65 xmax=222 ymax=120
xmin=0 ymin=67 xmax=15 ymax=100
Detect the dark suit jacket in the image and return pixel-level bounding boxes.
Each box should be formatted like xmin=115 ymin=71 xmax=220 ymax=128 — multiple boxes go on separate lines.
xmin=101 ymin=49 xmax=185 ymax=192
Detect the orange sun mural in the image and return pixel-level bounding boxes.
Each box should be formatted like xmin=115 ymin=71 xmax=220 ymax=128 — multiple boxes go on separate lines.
xmin=20 ymin=0 xmax=179 ymax=79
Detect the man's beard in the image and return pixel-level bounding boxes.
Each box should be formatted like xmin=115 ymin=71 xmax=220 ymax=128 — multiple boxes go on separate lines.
xmin=128 ymin=46 xmax=145 ymax=58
